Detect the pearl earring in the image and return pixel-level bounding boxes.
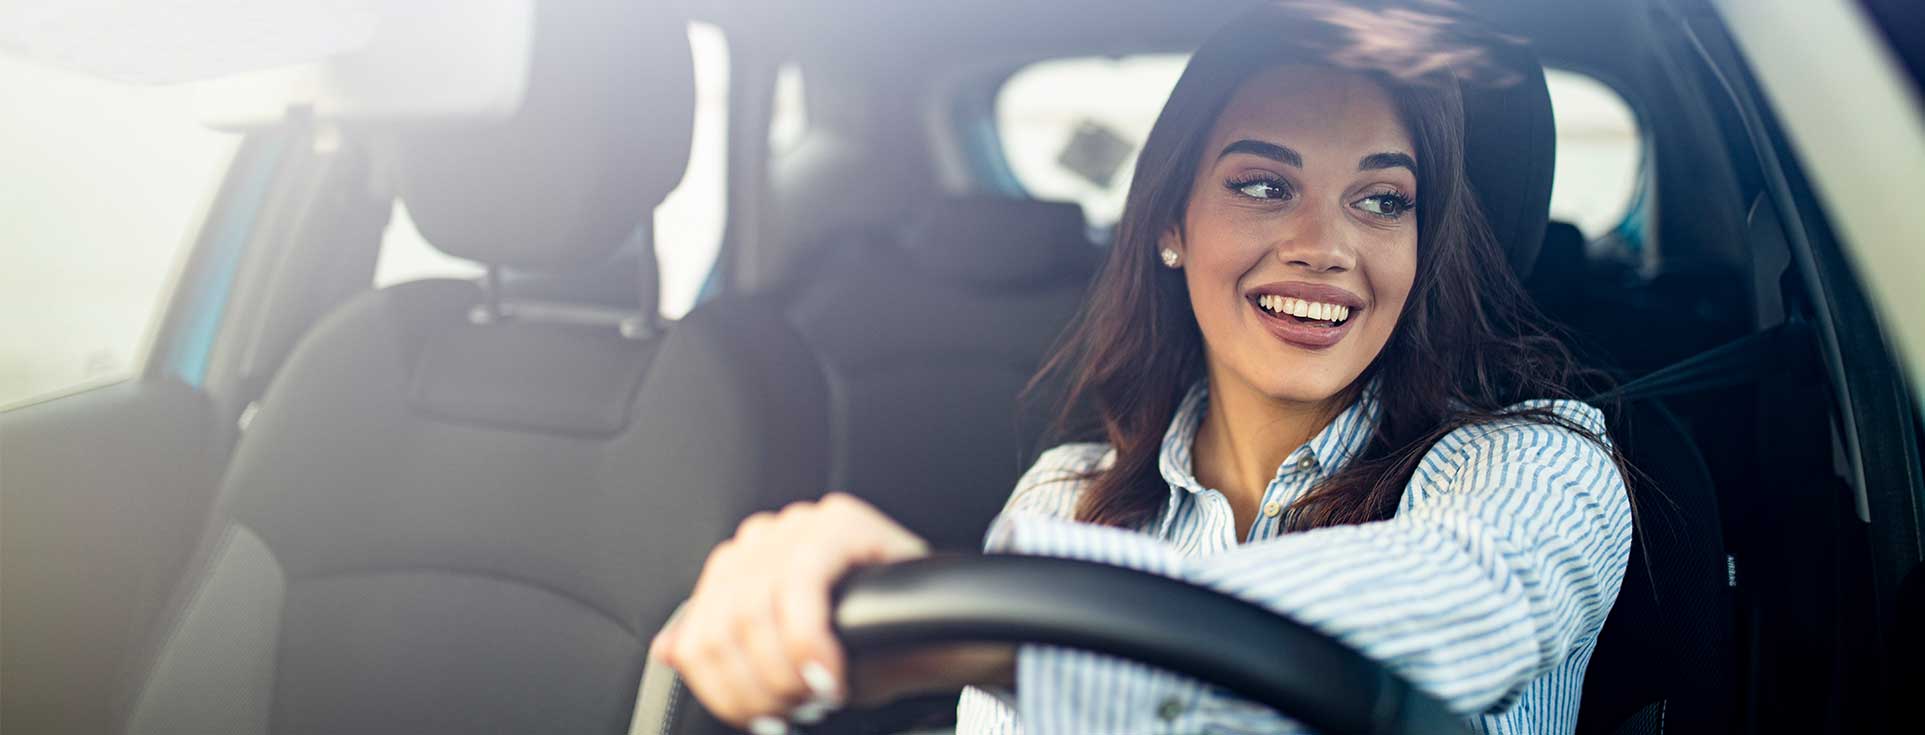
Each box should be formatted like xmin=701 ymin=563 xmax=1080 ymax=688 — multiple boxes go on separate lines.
xmin=1160 ymin=248 xmax=1181 ymax=268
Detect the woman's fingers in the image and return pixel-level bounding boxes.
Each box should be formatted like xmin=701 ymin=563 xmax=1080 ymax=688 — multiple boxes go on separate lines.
xmin=733 ymin=576 xmax=812 ymax=709
xmin=661 ymin=493 xmax=929 ymax=729
xmin=773 ymin=543 xmax=850 ymax=714
xmin=673 ymin=553 xmax=791 ymax=723
xmin=821 ymin=492 xmax=930 ymax=562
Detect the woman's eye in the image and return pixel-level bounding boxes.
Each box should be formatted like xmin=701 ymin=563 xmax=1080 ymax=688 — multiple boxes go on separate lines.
xmin=1356 ymin=193 xmax=1414 ymax=218
xmin=1229 ymin=178 xmax=1291 ymax=200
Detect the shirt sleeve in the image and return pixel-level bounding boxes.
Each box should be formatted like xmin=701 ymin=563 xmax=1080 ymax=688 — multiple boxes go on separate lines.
xmin=955 ymin=443 xmax=1112 ymax=735
xmin=986 ymin=402 xmax=1634 ymax=734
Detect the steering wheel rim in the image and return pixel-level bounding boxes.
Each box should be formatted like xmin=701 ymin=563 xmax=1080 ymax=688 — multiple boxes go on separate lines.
xmin=833 ymin=555 xmax=1469 ymax=735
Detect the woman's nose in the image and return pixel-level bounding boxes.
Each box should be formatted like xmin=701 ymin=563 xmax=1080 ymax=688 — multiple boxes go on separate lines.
xmin=1273 ymin=205 xmax=1357 ymax=273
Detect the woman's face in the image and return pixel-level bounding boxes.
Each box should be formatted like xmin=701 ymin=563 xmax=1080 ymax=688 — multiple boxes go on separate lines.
xmin=1164 ymin=66 xmax=1419 ymax=408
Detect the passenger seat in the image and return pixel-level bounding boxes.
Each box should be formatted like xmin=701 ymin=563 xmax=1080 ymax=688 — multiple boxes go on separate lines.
xmin=117 ymin=4 xmax=763 ymax=733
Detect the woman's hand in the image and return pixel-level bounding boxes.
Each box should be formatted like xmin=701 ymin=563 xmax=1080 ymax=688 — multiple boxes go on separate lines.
xmin=649 ymin=493 xmax=931 ymax=733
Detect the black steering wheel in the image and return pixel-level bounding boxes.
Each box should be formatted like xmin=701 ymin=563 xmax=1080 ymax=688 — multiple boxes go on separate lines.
xmin=832 ymin=555 xmax=1470 ymax=735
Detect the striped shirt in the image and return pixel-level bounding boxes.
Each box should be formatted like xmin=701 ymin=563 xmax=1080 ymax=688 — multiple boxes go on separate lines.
xmin=957 ymin=380 xmax=1633 ymax=734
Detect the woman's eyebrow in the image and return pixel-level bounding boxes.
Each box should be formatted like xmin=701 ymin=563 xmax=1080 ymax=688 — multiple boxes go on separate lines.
xmin=1217 ymin=139 xmax=1302 ymax=168
xmin=1359 ymin=152 xmax=1417 ymax=173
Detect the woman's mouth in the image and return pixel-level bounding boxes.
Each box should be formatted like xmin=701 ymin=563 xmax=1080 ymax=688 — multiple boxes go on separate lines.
xmin=1249 ymin=293 xmax=1358 ymax=350
xmin=1256 ymin=294 xmax=1351 ymax=325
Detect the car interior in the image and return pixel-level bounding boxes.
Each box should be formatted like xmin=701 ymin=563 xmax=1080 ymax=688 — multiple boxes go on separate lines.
xmin=0 ymin=0 xmax=1918 ymax=734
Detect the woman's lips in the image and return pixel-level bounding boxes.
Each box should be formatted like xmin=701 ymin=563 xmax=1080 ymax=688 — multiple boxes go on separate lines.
xmin=1250 ymin=298 xmax=1356 ymax=350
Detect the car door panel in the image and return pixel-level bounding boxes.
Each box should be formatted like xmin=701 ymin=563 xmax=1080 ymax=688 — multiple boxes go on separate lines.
xmin=1 ymin=378 xmax=221 ymax=735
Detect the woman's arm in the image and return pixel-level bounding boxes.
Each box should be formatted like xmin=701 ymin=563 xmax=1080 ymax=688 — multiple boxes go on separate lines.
xmin=994 ymin=403 xmax=1633 ymax=733
xmin=653 ymin=444 xmax=1105 ymax=732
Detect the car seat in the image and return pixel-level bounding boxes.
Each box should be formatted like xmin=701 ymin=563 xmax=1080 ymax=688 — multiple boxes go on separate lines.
xmin=117 ymin=2 xmax=752 ymax=733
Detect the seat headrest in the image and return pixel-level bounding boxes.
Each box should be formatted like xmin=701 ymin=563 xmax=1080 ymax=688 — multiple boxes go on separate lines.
xmin=393 ymin=0 xmax=694 ymax=272
xmin=1461 ymin=44 xmax=1556 ymax=280
xmin=899 ymin=196 xmax=1092 ymax=286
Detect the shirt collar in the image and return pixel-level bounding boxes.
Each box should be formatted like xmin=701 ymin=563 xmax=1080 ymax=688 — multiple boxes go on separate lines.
xmin=1155 ymin=376 xmax=1383 ymax=497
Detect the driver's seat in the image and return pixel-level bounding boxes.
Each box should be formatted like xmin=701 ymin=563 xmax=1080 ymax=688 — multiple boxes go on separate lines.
xmin=632 ymin=36 xmax=1732 ymax=735
xmin=1460 ymin=49 xmax=1736 ymax=735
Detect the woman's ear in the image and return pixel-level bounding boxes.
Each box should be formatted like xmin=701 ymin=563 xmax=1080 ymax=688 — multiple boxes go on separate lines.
xmin=1158 ymin=227 xmax=1186 ymax=269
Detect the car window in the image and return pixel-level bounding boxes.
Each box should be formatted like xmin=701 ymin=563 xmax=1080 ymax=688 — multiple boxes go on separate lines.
xmin=375 ymin=21 xmax=731 ymax=320
xmin=993 ymin=57 xmax=1644 ymax=239
xmin=0 ymin=53 xmax=243 ymax=407
xmin=995 ymin=54 xmax=1187 ymax=230
xmin=1542 ymin=69 xmax=1642 ymax=238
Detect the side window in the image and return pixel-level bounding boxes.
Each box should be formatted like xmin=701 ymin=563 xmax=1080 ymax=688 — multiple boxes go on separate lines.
xmin=1543 ymin=69 xmax=1643 ymax=238
xmin=0 ymin=54 xmax=243 ymax=407
xmin=992 ymin=59 xmax=1645 ymax=241
xmin=995 ymin=54 xmax=1188 ymax=229
xmin=373 ymin=21 xmax=732 ymax=320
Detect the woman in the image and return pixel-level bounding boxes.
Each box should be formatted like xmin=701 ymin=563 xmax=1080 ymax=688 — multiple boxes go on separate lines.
xmin=651 ymin=2 xmax=1632 ymax=733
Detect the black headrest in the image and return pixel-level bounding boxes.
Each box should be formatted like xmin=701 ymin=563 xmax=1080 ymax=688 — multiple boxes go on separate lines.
xmin=394 ymin=0 xmax=694 ymax=273
xmin=1462 ymin=44 xmax=1556 ymax=280
xmin=899 ymin=196 xmax=1092 ymax=286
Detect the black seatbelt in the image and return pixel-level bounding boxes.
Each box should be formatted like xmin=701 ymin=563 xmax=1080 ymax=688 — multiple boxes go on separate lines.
xmin=1589 ymin=320 xmax=1819 ymax=405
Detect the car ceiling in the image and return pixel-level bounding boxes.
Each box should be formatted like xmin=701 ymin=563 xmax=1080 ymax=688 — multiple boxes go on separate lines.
xmin=695 ymin=0 xmax=1649 ymax=81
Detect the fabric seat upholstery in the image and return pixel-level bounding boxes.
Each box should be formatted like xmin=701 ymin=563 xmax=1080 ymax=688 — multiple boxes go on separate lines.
xmin=783 ymin=196 xmax=1100 ymax=549
xmin=656 ymin=196 xmax=1099 ymax=554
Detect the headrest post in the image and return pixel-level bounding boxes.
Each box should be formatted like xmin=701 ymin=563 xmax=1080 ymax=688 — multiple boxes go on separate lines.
xmin=633 ymin=226 xmax=661 ymax=333
xmin=484 ymin=265 xmax=505 ymax=321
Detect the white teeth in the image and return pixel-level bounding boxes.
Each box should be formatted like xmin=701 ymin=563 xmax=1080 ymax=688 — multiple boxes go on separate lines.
xmin=1257 ymin=295 xmax=1352 ymax=322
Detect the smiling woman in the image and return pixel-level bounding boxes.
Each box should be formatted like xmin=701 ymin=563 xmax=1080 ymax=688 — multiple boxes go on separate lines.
xmin=654 ymin=3 xmax=1632 ymax=734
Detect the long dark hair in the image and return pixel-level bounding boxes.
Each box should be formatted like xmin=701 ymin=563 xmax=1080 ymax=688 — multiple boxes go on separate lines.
xmin=1033 ymin=1 xmax=1622 ymax=531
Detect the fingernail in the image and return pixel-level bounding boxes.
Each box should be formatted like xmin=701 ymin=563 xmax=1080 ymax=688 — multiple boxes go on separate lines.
xmin=789 ymin=699 xmax=830 ymax=725
xmin=748 ymin=715 xmax=790 ymax=735
xmin=800 ymin=660 xmax=842 ymax=705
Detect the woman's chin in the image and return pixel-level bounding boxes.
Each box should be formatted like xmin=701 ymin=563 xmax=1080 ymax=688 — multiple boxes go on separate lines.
xmin=1249 ymin=374 xmax=1353 ymax=408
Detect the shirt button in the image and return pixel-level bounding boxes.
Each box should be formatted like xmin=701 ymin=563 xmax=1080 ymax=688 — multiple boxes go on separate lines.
xmin=1296 ymin=454 xmax=1317 ymax=472
xmin=1156 ymin=697 xmax=1185 ymax=721
xmin=1262 ymin=501 xmax=1283 ymax=517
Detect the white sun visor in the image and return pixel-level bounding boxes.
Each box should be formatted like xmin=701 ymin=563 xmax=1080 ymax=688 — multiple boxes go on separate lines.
xmin=0 ymin=0 xmax=535 ymax=129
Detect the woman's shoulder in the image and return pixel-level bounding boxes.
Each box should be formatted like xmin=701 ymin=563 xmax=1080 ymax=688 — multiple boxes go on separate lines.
xmin=1415 ymin=399 xmax=1618 ymax=490
xmin=1002 ymin=442 xmax=1114 ymax=520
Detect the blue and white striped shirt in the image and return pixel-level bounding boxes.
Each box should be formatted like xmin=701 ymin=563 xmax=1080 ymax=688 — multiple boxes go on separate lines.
xmin=957 ymin=380 xmax=1632 ymax=734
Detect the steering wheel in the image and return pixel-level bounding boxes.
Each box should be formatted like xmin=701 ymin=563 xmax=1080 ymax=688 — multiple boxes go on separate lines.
xmin=831 ymin=555 xmax=1470 ymax=735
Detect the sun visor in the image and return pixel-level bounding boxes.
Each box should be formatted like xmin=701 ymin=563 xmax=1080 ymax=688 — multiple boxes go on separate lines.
xmin=0 ymin=0 xmax=535 ymax=130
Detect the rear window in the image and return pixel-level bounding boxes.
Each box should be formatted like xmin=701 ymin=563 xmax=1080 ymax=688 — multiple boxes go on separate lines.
xmin=993 ymin=57 xmax=1643 ymax=239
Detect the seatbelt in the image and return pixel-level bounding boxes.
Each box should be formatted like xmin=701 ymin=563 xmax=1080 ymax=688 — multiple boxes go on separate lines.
xmin=1588 ymin=320 xmax=1818 ymax=405
xmin=630 ymin=605 xmax=688 ymax=735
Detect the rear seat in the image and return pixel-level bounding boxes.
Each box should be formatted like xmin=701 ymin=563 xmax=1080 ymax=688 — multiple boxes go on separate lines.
xmin=786 ymin=195 xmax=1097 ymax=548
xmin=661 ymin=195 xmax=1097 ymax=550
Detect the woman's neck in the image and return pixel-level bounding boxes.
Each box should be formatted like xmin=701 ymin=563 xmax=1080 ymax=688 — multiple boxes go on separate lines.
xmin=1190 ymin=366 xmax=1344 ymax=539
